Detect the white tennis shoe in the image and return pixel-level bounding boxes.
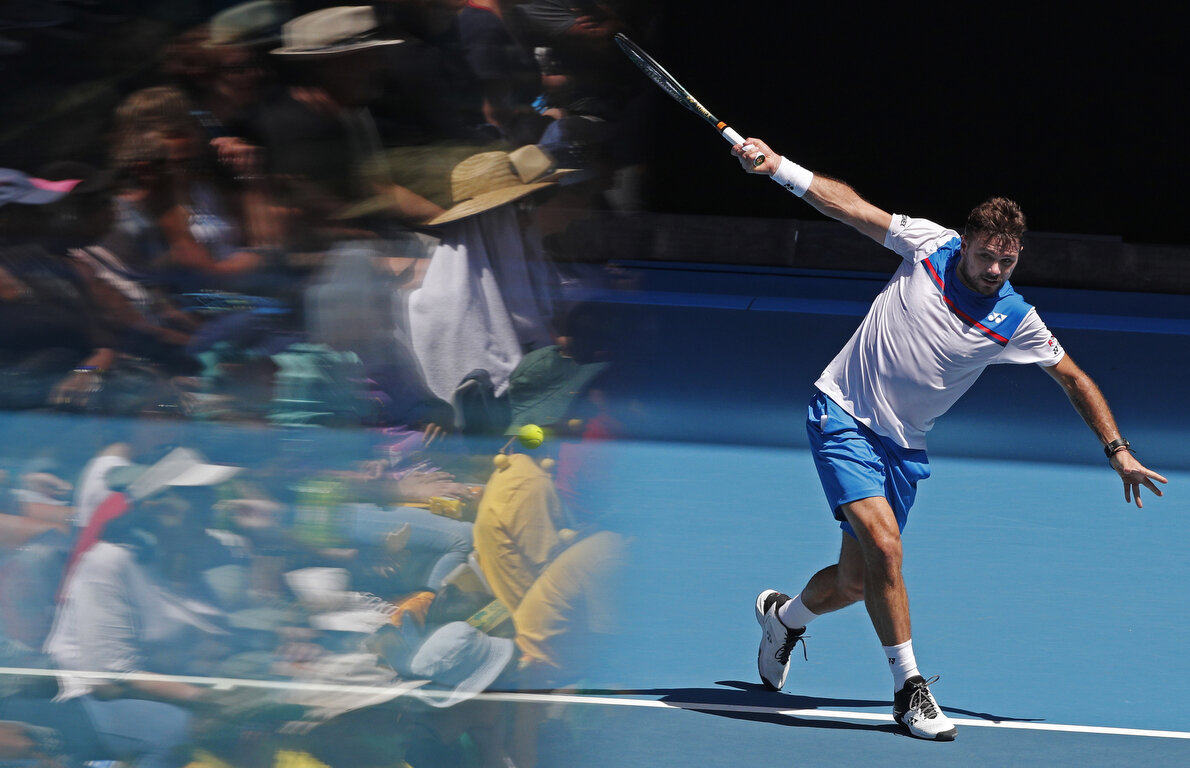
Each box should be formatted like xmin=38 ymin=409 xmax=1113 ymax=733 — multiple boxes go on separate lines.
xmin=893 ymin=675 xmax=957 ymax=741
xmin=754 ymin=589 xmax=807 ymax=691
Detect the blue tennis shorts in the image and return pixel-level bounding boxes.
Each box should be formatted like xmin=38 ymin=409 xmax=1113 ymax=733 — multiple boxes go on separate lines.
xmin=806 ymin=391 xmax=930 ymax=538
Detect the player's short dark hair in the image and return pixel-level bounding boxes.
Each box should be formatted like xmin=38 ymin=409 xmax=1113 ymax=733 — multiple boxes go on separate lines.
xmin=964 ymin=197 xmax=1027 ymax=242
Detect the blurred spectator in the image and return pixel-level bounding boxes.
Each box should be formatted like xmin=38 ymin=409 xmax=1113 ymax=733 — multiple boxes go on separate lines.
xmin=59 ymin=446 xmax=243 ymax=599
xmin=108 ymin=85 xmax=274 ymax=296
xmin=0 ymin=473 xmax=72 ymax=652
xmin=473 ymin=322 xmax=628 ymax=690
xmin=9 ymin=463 xmax=73 ymax=532
xmin=193 ymin=1 xmax=290 ymax=148
xmin=0 ymin=496 xmax=65 ymax=551
xmin=261 ymin=5 xmax=446 ymax=226
xmin=42 ymin=447 xmax=243 ymax=767
xmin=182 ymin=1 xmax=294 ymax=249
xmin=508 ymin=0 xmax=657 ymax=210
xmin=405 ymin=620 xmax=515 ymax=704
xmin=513 ymin=0 xmax=630 ymax=120
xmin=38 ymin=160 xmax=202 ymax=375
xmin=310 ymin=618 xmax=518 ymax=767
xmin=504 ymin=343 xmax=608 ymax=434
xmin=458 ymin=0 xmax=552 ymax=146
xmin=303 ymin=232 xmax=455 ymax=432
xmin=404 ymin=145 xmax=567 ymax=410
xmin=474 ymin=451 xmax=568 ymax=612
xmin=513 ymin=528 xmax=625 ymax=684
xmin=0 ymin=168 xmax=119 ymax=411
xmin=72 ymin=440 xmax=132 ymax=530
xmin=371 ymin=0 xmax=493 ymax=147
xmin=508 ymin=338 xmax=620 ymax=527
xmin=0 ymin=6 xmax=630 ymax=759
xmin=471 ymin=341 xmax=608 ymax=613
xmin=0 ymin=448 xmax=75 ymax=650
xmin=0 ymin=719 xmax=70 ymax=763
xmin=346 ymin=501 xmax=476 ymax=594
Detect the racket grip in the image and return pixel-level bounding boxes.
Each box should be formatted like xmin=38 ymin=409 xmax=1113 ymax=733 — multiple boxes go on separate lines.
xmin=721 ymin=126 xmax=765 ymax=166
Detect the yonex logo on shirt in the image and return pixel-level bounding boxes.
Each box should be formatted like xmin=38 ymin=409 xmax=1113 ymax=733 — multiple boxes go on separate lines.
xmin=986 ymin=312 xmax=1006 ymax=324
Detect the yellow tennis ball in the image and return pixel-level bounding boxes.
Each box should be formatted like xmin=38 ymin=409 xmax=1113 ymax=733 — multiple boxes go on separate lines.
xmin=517 ymin=423 xmax=544 ymax=449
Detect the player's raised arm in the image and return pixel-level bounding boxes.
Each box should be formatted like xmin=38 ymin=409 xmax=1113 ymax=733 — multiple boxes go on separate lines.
xmin=732 ymin=138 xmax=893 ymax=245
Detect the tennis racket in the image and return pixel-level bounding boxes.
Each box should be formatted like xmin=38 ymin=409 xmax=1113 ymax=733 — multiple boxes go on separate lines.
xmin=614 ymin=33 xmax=764 ymax=166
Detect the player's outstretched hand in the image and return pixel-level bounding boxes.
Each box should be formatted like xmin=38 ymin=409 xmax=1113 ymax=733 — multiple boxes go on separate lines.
xmin=732 ymin=138 xmax=779 ymax=175
xmin=1110 ymin=451 xmax=1167 ymax=508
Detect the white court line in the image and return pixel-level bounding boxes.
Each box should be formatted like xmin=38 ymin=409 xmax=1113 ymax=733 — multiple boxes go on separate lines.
xmin=478 ymin=692 xmax=1190 ymax=740
xmin=4 ymin=668 xmax=1189 ymax=740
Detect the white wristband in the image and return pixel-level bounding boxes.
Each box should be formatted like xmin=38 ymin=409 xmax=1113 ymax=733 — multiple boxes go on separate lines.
xmin=770 ymin=156 xmax=814 ymax=197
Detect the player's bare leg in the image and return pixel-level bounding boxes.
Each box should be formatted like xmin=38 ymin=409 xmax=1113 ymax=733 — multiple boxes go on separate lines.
xmin=756 ymin=503 xmax=876 ymax=690
xmin=840 ymin=496 xmax=954 ymax=740
xmin=798 ymin=532 xmax=866 ymax=616
xmin=838 ymin=496 xmax=910 ymax=645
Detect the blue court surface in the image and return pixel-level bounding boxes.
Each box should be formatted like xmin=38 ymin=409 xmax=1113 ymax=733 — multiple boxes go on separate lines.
xmin=544 ymin=441 xmax=1190 ymax=766
xmin=521 ymin=266 xmax=1190 ymax=766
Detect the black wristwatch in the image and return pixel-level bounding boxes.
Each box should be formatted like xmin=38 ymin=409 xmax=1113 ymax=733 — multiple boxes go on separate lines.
xmin=1103 ymin=438 xmax=1132 ymax=459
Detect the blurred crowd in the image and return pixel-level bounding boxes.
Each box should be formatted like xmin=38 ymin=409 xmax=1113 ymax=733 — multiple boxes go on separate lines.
xmin=1 ymin=0 xmax=654 ymax=428
xmin=0 ymin=1 xmax=646 ymax=766
xmin=0 ymin=374 xmax=626 ymax=767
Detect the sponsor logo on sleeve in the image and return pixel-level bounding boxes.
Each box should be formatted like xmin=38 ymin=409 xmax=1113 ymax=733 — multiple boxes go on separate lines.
xmin=1047 ymin=336 xmax=1064 ymax=356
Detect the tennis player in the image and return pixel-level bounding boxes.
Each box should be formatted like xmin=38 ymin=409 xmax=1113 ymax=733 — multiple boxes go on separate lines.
xmin=732 ymin=138 xmax=1168 ymax=741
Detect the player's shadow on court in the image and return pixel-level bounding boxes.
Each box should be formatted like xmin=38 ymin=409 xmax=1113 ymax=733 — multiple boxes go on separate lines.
xmin=577 ymin=681 xmax=1042 ymax=735
xmin=716 ymin=680 xmax=1041 ymax=722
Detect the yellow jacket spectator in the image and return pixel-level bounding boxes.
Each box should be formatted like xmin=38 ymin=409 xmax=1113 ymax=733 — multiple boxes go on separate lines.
xmin=473 ymin=453 xmax=567 ymax=613
xmin=513 ymin=529 xmax=625 ymax=679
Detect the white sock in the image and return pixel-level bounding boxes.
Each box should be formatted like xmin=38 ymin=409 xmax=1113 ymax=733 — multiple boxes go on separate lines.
xmin=776 ymin=593 xmax=819 ymax=630
xmin=882 ymin=639 xmax=920 ymax=691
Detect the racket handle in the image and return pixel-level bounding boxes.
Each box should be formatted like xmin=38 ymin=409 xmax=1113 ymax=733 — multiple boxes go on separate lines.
xmin=721 ymin=125 xmax=765 ymax=167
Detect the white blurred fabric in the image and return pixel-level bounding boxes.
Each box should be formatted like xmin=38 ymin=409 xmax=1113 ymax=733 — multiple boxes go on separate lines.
xmin=408 ymin=206 xmax=555 ymax=400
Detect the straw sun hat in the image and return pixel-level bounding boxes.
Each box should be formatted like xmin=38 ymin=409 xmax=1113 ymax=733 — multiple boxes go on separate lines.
xmin=338 ymin=144 xmax=576 ymax=226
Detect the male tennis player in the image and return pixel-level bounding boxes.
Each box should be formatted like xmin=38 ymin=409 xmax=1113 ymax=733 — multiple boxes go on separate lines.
xmin=731 ymin=138 xmax=1168 ymax=741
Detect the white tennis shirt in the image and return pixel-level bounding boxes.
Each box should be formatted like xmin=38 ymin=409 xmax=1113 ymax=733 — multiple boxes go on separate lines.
xmin=815 ymin=214 xmax=1065 ymax=450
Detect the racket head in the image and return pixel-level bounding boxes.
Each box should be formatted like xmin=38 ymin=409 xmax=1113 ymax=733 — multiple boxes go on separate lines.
xmin=614 ymin=33 xmax=715 ymax=122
